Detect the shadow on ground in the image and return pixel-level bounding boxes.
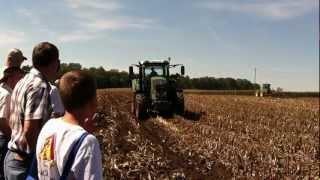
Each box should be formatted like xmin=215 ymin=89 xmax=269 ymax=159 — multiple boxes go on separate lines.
xmin=181 ymin=110 xmax=205 ymax=121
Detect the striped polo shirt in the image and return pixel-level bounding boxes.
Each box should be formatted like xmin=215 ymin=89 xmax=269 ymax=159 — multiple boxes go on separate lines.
xmin=8 ymin=68 xmax=52 ymax=155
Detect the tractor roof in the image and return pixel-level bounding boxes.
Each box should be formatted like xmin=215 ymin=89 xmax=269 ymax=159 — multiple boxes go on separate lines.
xmin=139 ymin=60 xmax=170 ymax=66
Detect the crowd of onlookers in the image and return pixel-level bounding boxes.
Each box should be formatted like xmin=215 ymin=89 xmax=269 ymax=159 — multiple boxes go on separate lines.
xmin=0 ymin=42 xmax=102 ymax=180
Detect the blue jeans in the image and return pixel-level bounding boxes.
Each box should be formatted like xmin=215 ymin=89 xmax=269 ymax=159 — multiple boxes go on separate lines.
xmin=0 ymin=136 xmax=8 ymax=180
xmin=4 ymin=150 xmax=32 ymax=180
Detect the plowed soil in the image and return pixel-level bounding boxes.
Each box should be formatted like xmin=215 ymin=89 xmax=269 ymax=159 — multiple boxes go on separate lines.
xmin=94 ymin=89 xmax=319 ymax=179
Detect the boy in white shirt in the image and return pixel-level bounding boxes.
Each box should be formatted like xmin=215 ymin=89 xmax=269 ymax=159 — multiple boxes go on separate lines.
xmin=36 ymin=70 xmax=103 ymax=180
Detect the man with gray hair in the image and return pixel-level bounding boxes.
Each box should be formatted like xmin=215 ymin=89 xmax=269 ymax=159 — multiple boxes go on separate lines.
xmin=4 ymin=42 xmax=61 ymax=180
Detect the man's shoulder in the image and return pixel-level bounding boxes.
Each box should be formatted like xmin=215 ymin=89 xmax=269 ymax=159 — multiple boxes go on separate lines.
xmin=14 ymin=74 xmax=48 ymax=94
xmin=27 ymin=73 xmax=48 ymax=89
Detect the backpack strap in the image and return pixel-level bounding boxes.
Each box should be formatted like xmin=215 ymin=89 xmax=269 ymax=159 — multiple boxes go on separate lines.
xmin=60 ymin=132 xmax=89 ymax=180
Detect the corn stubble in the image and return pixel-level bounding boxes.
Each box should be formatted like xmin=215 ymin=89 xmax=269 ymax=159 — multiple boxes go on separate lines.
xmin=95 ymin=90 xmax=319 ymax=179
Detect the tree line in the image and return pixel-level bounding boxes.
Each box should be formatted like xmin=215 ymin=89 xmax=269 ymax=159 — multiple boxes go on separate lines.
xmin=22 ymin=63 xmax=259 ymax=90
xmin=179 ymin=76 xmax=259 ymax=90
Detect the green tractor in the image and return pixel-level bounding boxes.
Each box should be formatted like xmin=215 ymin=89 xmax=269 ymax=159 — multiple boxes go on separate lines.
xmin=129 ymin=58 xmax=185 ymax=120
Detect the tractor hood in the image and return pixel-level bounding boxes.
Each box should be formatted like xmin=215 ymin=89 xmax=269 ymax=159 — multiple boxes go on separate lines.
xmin=150 ymin=77 xmax=167 ymax=100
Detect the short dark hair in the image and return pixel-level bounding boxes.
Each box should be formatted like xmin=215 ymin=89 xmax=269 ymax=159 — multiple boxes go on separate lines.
xmin=32 ymin=42 xmax=59 ymax=67
xmin=59 ymin=70 xmax=97 ymax=111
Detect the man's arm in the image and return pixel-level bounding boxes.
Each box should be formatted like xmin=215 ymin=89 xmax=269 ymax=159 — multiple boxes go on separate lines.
xmin=24 ymin=119 xmax=41 ymax=152
xmin=24 ymin=86 xmax=50 ymax=152
xmin=0 ymin=118 xmax=11 ymax=137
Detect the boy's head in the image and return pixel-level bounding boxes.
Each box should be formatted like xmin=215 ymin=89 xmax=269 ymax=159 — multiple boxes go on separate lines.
xmin=59 ymin=70 xmax=97 ymax=126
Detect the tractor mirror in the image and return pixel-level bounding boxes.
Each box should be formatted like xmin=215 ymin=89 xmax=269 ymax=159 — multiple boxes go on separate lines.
xmin=181 ymin=66 xmax=185 ymax=76
xmin=129 ymin=66 xmax=134 ymax=79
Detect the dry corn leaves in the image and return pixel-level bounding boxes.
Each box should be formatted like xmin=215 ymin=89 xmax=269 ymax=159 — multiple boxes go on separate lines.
xmin=94 ymin=90 xmax=319 ymax=179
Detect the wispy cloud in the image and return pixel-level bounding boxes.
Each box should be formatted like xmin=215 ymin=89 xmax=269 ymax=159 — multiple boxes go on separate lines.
xmin=198 ymin=0 xmax=316 ymax=20
xmin=16 ymin=8 xmax=40 ymax=25
xmin=66 ymin=0 xmax=122 ymax=11
xmin=57 ymin=30 xmax=97 ymax=43
xmin=84 ymin=18 xmax=154 ymax=31
xmin=59 ymin=0 xmax=155 ymax=42
xmin=0 ymin=31 xmax=26 ymax=47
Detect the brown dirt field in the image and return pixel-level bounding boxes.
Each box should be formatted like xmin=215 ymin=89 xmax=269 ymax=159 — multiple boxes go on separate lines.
xmin=94 ymin=90 xmax=319 ymax=179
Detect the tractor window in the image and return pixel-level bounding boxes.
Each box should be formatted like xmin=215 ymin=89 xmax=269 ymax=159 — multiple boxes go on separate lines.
xmin=145 ymin=66 xmax=164 ymax=76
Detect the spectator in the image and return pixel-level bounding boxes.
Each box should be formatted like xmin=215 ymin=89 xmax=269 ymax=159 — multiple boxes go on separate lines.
xmin=4 ymin=42 xmax=60 ymax=180
xmin=36 ymin=70 xmax=102 ymax=180
xmin=0 ymin=67 xmax=25 ymax=180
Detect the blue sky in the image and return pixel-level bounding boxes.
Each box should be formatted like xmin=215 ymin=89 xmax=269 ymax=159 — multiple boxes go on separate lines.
xmin=0 ymin=0 xmax=318 ymax=91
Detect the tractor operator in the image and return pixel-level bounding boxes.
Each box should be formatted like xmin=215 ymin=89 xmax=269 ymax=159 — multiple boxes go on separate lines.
xmin=150 ymin=67 xmax=158 ymax=76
